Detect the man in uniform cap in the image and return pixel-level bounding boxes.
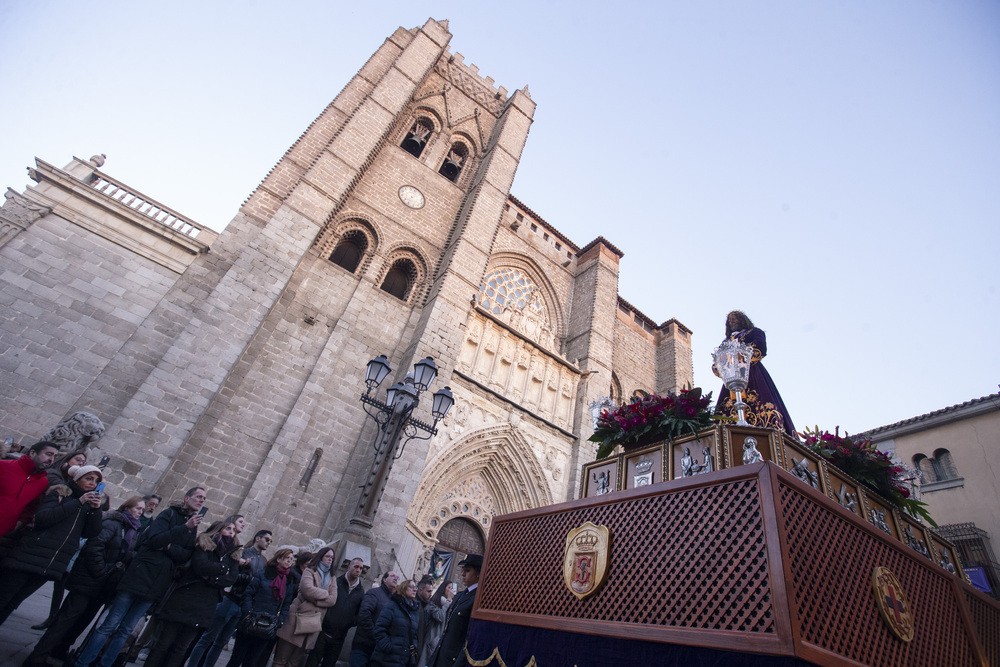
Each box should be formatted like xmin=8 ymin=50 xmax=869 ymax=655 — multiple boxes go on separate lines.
xmin=430 ymin=554 xmax=482 ymax=667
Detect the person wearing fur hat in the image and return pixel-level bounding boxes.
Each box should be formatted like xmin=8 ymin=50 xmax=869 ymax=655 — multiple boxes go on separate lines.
xmin=143 ymin=519 xmax=242 ymax=667
xmin=73 ymin=486 xmax=206 ymax=667
xmin=24 ymin=495 xmax=146 ymax=666
xmin=0 ymin=463 xmax=103 ymax=627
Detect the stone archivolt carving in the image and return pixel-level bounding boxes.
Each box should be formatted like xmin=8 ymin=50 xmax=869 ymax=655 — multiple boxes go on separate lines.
xmin=409 ymin=423 xmax=554 ymax=546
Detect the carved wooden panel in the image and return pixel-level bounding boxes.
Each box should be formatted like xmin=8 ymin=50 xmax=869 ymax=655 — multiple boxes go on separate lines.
xmin=965 ymin=589 xmax=1000 ymax=667
xmin=479 ymin=477 xmax=777 ymax=642
xmin=779 ymin=481 xmax=980 ymax=666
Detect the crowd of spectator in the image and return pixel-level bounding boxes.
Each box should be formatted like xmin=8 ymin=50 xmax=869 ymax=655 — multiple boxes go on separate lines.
xmin=0 ymin=440 xmax=482 ymax=667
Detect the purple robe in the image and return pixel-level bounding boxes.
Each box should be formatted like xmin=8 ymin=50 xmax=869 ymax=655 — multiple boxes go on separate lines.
xmin=715 ymin=327 xmax=796 ymax=434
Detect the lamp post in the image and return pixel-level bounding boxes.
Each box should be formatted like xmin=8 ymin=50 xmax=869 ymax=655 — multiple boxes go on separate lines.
xmin=352 ymin=355 xmax=454 ymax=527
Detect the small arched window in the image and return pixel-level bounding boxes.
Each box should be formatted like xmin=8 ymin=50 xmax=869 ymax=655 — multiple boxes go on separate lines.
xmin=401 ymin=118 xmax=433 ymax=159
xmin=913 ymin=450 xmax=959 ymax=484
xmin=439 ymin=143 xmax=469 ymax=182
xmin=329 ymin=230 xmax=368 ymax=273
xmin=380 ymin=258 xmax=417 ymax=301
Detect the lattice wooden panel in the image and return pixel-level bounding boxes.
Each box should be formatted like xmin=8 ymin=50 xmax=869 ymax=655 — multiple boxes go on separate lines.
xmin=965 ymin=590 xmax=999 ymax=667
xmin=779 ymin=482 xmax=979 ymax=667
xmin=479 ymin=479 xmax=775 ymax=634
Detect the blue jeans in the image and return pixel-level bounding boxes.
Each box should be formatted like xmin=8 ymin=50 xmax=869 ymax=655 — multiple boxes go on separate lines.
xmin=349 ymin=647 xmax=372 ymax=667
xmin=186 ymin=597 xmax=242 ymax=667
xmin=73 ymin=592 xmax=153 ymax=667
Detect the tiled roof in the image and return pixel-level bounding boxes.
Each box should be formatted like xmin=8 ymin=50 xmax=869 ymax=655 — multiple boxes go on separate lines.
xmin=577 ymin=236 xmax=624 ymax=259
xmin=862 ymin=392 xmax=1000 ymax=439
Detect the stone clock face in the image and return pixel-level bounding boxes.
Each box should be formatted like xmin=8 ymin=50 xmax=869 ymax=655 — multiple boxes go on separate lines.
xmin=398 ymin=185 xmax=425 ymax=209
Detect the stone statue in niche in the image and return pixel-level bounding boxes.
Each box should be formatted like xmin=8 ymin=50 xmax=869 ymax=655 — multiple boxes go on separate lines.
xmin=790 ymin=457 xmax=819 ymax=489
xmin=742 ymin=437 xmax=764 ymax=465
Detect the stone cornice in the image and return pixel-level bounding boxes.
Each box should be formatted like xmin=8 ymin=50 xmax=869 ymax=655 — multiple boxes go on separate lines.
xmin=27 ymin=158 xmax=216 ymax=272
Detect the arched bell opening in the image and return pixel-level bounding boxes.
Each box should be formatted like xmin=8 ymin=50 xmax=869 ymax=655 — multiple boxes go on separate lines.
xmin=439 ymin=143 xmax=468 ymax=183
xmin=401 ymin=118 xmax=433 ymax=159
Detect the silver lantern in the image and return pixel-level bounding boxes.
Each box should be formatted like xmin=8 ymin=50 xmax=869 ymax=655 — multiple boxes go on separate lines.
xmin=711 ymin=338 xmax=754 ymax=426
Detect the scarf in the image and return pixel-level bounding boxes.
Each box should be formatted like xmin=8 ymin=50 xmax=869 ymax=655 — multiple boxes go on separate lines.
xmin=120 ymin=511 xmax=141 ymax=549
xmin=214 ymin=532 xmax=237 ymax=555
xmin=271 ymin=566 xmax=290 ymax=601
xmin=317 ymin=561 xmax=332 ymax=589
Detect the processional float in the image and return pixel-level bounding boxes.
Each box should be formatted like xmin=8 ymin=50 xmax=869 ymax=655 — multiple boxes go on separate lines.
xmin=462 ymin=340 xmax=1000 ymax=667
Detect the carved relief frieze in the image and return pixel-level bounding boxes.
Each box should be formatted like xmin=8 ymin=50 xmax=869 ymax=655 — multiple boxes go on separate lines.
xmin=457 ymin=311 xmax=579 ymax=429
xmin=435 ymin=56 xmax=506 ymax=117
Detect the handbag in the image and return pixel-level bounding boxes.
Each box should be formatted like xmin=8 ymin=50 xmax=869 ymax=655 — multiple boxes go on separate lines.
xmin=294 ymin=606 xmax=323 ymax=635
xmin=239 ymin=610 xmax=279 ymax=639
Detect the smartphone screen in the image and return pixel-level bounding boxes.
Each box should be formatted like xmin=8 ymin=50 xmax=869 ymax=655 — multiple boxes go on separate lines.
xmin=198 ymin=506 xmax=209 ymax=516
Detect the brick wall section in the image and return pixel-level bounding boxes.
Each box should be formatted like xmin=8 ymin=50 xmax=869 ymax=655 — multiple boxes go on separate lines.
xmin=656 ymin=319 xmax=694 ymax=394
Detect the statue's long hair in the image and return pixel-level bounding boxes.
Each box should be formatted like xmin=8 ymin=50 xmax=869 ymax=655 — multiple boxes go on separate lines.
xmin=724 ymin=310 xmax=754 ymax=338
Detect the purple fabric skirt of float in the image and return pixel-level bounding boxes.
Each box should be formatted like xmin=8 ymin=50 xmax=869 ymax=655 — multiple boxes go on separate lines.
xmin=465 ymin=618 xmax=818 ymax=667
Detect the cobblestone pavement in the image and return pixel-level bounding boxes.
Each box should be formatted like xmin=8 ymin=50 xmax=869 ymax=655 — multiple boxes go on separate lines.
xmin=0 ymin=586 xmax=236 ymax=666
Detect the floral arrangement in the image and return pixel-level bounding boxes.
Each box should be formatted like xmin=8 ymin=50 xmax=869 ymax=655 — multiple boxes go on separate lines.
xmin=590 ymin=388 xmax=722 ymax=460
xmin=802 ymin=427 xmax=935 ymax=525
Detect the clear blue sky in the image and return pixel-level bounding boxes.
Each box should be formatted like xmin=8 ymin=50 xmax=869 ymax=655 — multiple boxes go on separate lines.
xmin=1 ymin=1 xmax=998 ymax=434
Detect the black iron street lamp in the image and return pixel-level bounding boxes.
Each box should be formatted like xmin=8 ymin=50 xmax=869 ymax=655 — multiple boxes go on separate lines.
xmin=353 ymin=355 xmax=454 ymax=525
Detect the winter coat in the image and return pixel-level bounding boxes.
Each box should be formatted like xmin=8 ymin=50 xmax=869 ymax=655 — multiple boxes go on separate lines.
xmin=116 ymin=500 xmax=197 ymax=602
xmin=240 ymin=565 xmax=299 ymax=628
xmin=66 ymin=511 xmax=137 ymax=600
xmin=322 ymin=574 xmax=365 ymax=635
xmin=418 ymin=597 xmax=450 ymax=667
xmin=226 ymin=544 xmax=266 ymax=604
xmin=371 ymin=594 xmax=420 ymax=667
xmin=275 ymin=566 xmax=338 ymax=650
xmin=429 ymin=586 xmax=476 ymax=667
xmin=156 ymin=533 xmax=241 ymax=627
xmin=0 ymin=455 xmax=49 ymax=536
xmin=0 ymin=480 xmax=102 ymax=578
xmin=353 ymin=583 xmax=392 ymax=653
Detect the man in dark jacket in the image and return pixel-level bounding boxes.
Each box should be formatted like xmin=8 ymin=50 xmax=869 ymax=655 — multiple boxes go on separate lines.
xmin=73 ymin=486 xmax=206 ymax=667
xmin=0 ymin=462 xmax=102 ymax=626
xmin=0 ymin=440 xmax=58 ymax=537
xmin=305 ymin=557 xmax=367 ymax=667
xmin=349 ymin=569 xmax=399 ymax=667
xmin=429 ymin=554 xmax=481 ymax=667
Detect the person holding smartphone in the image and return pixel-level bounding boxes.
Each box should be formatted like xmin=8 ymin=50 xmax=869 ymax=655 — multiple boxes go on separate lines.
xmin=74 ymin=486 xmax=207 ymax=667
xmin=0 ymin=464 xmax=103 ymax=628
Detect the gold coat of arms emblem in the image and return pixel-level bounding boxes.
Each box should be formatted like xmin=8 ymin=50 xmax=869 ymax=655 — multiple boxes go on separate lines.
xmin=562 ymin=521 xmax=611 ymax=600
xmin=872 ymin=566 xmax=914 ymax=642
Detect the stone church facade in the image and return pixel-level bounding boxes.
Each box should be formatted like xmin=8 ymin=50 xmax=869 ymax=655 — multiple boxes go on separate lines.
xmin=0 ymin=19 xmax=692 ymax=575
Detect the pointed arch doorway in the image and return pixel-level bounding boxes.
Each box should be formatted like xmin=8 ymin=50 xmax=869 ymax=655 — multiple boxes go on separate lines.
xmin=435 ymin=517 xmax=486 ymax=585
